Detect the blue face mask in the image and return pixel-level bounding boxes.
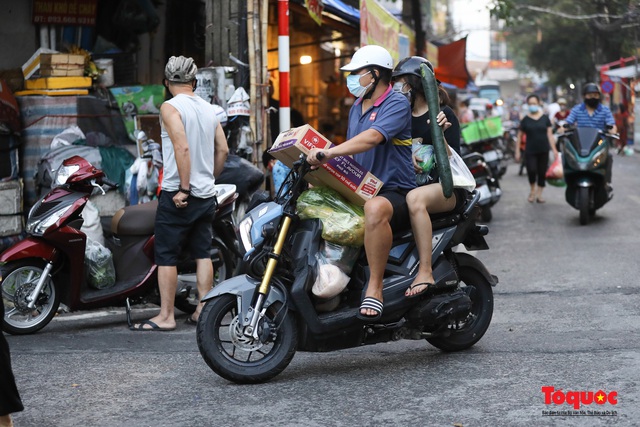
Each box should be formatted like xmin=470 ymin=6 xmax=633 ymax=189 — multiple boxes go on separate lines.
xmin=528 ymin=105 xmax=540 ymax=114
xmin=347 ymin=71 xmax=372 ymax=98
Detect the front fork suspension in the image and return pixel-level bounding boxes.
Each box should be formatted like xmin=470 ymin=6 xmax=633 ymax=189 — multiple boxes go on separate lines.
xmin=244 ymin=215 xmax=293 ymax=339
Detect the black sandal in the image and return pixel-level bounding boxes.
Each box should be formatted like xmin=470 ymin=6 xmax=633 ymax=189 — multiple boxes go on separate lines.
xmin=405 ymin=282 xmax=434 ymax=299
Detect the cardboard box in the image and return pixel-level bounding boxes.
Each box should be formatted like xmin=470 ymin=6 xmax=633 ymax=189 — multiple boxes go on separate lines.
xmin=0 ymin=179 xmax=23 ymax=215
xmin=39 ymin=67 xmax=85 ymax=77
xmin=40 ymin=53 xmax=85 ymax=67
xmin=25 ymin=76 xmax=92 ymax=90
xmin=0 ymin=215 xmax=24 ymax=237
xmin=269 ymin=125 xmax=383 ymax=205
xmin=38 ymin=54 xmax=85 ymax=77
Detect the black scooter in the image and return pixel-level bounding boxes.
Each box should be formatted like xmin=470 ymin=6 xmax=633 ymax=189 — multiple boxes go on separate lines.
xmin=196 ymin=154 xmax=497 ymax=384
xmin=558 ymin=125 xmax=618 ymax=225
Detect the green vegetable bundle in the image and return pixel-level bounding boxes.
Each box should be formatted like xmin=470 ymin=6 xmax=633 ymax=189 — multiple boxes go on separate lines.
xmin=297 ymin=186 xmax=365 ymax=247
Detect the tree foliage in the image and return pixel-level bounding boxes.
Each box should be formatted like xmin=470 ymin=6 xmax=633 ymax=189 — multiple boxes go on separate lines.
xmin=489 ymin=0 xmax=640 ymax=85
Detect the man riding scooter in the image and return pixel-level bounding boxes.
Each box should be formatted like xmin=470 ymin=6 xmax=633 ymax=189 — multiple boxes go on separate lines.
xmin=561 ymin=83 xmax=617 ymax=191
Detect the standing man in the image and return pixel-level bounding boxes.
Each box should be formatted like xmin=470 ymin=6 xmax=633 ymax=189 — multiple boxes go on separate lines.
xmin=131 ymin=56 xmax=229 ymax=331
xmin=308 ymin=45 xmax=415 ymax=321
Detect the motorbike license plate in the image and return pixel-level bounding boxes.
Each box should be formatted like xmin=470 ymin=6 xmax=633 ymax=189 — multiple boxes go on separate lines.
xmin=483 ymin=150 xmax=499 ymax=162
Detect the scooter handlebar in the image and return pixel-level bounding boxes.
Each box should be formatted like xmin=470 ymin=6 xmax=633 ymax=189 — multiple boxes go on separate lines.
xmin=101 ymin=178 xmax=119 ymax=189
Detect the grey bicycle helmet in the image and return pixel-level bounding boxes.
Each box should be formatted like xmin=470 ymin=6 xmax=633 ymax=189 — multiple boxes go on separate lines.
xmin=164 ymin=56 xmax=198 ymax=83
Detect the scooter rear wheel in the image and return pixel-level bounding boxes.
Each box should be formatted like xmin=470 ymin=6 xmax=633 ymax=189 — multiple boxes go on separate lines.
xmin=196 ymin=294 xmax=297 ymax=384
xmin=1 ymin=260 xmax=60 ymax=335
xmin=427 ymin=267 xmax=493 ymax=352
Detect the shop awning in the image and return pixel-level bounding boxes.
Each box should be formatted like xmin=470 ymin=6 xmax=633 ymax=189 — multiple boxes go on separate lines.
xmin=603 ymin=64 xmax=639 ymax=79
xmin=323 ymin=0 xmax=360 ymax=26
xmin=434 ymin=37 xmax=473 ymax=89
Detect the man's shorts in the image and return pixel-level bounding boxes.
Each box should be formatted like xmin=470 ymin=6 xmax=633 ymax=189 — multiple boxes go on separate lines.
xmin=376 ymin=188 xmax=411 ymax=233
xmin=154 ymin=191 xmax=217 ymax=266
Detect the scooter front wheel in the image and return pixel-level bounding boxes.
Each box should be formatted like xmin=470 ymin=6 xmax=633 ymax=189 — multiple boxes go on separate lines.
xmin=579 ymin=187 xmax=590 ymax=225
xmin=196 ymin=294 xmax=297 ymax=384
xmin=1 ymin=260 xmax=60 ymax=335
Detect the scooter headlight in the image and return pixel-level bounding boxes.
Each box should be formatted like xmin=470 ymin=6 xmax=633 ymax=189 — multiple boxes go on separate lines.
xmin=26 ymin=204 xmax=74 ymax=236
xmin=563 ymin=147 xmax=581 ymax=170
xmin=52 ymin=164 xmax=80 ymax=187
xmin=591 ymin=147 xmax=608 ymax=167
xmin=238 ymin=216 xmax=253 ymax=252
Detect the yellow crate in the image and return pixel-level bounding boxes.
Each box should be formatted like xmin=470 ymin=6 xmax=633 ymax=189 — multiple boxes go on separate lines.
xmin=25 ymin=76 xmax=92 ymax=90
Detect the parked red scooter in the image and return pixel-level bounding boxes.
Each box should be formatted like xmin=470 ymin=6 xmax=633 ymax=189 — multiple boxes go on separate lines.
xmin=0 ymin=156 xmax=239 ymax=335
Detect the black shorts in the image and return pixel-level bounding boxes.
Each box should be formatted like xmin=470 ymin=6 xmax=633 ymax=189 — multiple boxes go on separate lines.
xmin=376 ymin=188 xmax=411 ymax=233
xmin=154 ymin=191 xmax=217 ymax=266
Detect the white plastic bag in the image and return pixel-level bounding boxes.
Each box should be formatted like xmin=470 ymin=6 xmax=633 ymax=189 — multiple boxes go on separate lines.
xmin=448 ymin=149 xmax=476 ymax=192
xmin=80 ymin=201 xmax=105 ymax=246
xmin=312 ymin=262 xmax=350 ymax=299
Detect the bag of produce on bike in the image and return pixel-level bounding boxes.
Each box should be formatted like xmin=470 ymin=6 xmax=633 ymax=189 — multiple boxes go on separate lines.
xmin=85 ymin=237 xmax=116 ymax=289
xmin=297 ymin=186 xmax=365 ymax=247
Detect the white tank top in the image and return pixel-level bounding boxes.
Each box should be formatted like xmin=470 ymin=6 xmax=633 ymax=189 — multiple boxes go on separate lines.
xmin=160 ymin=93 xmax=219 ymax=198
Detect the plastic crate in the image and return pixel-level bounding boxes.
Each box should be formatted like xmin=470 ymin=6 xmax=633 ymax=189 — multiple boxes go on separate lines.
xmin=461 ymin=116 xmax=503 ymax=144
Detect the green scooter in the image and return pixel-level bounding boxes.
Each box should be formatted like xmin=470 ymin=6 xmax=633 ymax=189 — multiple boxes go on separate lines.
xmin=560 ymin=126 xmax=618 ymax=225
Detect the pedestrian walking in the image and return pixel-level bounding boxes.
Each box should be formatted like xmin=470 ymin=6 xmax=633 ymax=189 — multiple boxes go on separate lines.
xmin=130 ymin=55 xmax=229 ymax=331
xmin=515 ymin=94 xmax=558 ymax=203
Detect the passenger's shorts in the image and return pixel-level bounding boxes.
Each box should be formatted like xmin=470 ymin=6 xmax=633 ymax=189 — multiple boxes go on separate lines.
xmin=376 ymin=188 xmax=411 ymax=233
xmin=154 ymin=191 xmax=217 ymax=266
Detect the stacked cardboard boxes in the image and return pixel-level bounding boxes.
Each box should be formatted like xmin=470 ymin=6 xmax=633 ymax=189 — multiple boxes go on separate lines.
xmin=40 ymin=53 xmax=85 ymax=77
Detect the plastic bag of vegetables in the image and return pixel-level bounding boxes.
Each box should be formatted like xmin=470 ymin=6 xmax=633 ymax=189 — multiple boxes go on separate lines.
xmin=297 ymin=186 xmax=365 ymax=247
xmin=85 ymin=238 xmax=116 ymax=289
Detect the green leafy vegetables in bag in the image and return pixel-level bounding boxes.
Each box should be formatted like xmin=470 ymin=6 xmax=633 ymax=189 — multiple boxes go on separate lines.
xmin=297 ymin=187 xmax=365 ymax=247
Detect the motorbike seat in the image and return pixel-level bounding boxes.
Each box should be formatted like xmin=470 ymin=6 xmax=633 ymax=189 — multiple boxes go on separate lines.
xmin=429 ymin=191 xmax=474 ymax=230
xmin=111 ymin=199 xmax=158 ymax=236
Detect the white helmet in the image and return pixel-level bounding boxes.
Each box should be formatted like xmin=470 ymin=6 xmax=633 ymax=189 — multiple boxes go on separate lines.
xmin=164 ymin=56 xmax=197 ymax=82
xmin=340 ymin=45 xmax=394 ymax=72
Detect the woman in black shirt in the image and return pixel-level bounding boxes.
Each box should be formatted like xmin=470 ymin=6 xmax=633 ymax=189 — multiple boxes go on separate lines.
xmin=516 ymin=94 xmax=558 ymax=203
xmin=392 ymin=56 xmax=465 ymax=298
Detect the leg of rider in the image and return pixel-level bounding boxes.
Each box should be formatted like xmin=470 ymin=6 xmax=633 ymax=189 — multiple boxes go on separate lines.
xmin=406 ymin=184 xmax=456 ymax=297
xmin=360 ymin=197 xmax=394 ymax=316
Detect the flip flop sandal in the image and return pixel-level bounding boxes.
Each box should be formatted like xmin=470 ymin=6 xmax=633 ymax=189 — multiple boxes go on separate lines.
xmin=528 ymin=194 xmax=535 ymax=203
xmin=129 ymin=319 xmax=175 ymax=332
xmin=356 ymin=296 xmax=383 ymax=322
xmin=405 ymin=282 xmax=434 ymax=299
